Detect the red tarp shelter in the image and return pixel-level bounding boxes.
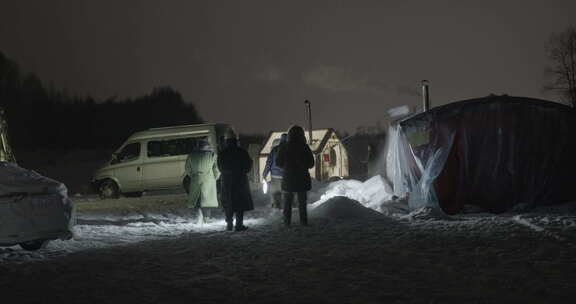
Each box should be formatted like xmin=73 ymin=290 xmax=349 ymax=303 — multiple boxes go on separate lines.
xmin=384 ymin=95 xmax=576 ymax=214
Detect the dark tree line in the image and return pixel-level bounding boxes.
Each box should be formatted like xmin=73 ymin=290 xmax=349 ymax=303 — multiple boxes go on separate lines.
xmin=544 ymin=25 xmax=576 ymax=107
xmin=0 ymin=51 xmax=203 ymax=150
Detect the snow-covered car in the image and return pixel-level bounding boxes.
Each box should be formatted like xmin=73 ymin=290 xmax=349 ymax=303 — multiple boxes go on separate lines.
xmin=0 ymin=162 xmax=75 ymax=251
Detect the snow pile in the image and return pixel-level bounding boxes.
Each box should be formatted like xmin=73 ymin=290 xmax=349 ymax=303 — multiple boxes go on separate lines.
xmin=312 ymin=175 xmax=392 ymax=207
xmin=306 ymin=179 xmax=331 ymax=203
xmin=311 ymin=175 xmax=412 ymax=216
xmin=312 ymin=179 xmax=364 ymax=204
xmin=309 ymin=196 xmax=386 ymax=220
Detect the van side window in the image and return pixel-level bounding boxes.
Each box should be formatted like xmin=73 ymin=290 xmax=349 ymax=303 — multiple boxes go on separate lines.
xmin=116 ymin=143 xmax=141 ymax=163
xmin=187 ymin=136 xmax=209 ymax=151
xmin=147 ymin=141 xmax=162 ymax=157
xmin=147 ymin=136 xmax=209 ymax=158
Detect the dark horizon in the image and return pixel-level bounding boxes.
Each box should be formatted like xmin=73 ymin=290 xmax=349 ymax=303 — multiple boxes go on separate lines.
xmin=1 ymin=0 xmax=575 ymax=134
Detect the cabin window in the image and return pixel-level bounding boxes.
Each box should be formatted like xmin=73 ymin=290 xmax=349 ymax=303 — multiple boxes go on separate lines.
xmin=330 ymin=148 xmax=337 ymax=166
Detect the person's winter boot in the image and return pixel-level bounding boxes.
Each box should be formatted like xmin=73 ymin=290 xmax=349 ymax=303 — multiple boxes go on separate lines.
xmin=234 ymin=225 xmax=248 ymax=232
xmin=234 ymin=212 xmax=247 ymax=231
xmin=196 ymin=209 xmax=204 ymax=225
xmin=299 ymin=207 xmax=308 ymax=226
xmin=226 ymin=222 xmax=233 ymax=231
xmin=283 ymin=204 xmax=292 ymax=226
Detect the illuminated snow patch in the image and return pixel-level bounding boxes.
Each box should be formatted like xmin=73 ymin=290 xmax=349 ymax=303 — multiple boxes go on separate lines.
xmin=1 ymin=216 xmax=269 ymax=263
xmin=311 ymin=175 xmax=394 ymax=212
xmin=68 ymin=217 xmax=268 ymax=246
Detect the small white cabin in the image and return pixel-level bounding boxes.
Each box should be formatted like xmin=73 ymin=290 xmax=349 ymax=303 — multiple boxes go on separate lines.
xmin=259 ymin=128 xmax=349 ymax=182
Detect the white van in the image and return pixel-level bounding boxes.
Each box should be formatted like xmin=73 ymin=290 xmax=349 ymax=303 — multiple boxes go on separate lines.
xmin=91 ymin=123 xmax=231 ymax=199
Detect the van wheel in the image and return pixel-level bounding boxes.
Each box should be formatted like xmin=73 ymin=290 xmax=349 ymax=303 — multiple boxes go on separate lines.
xmin=99 ymin=179 xmax=120 ymax=199
xmin=19 ymin=239 xmax=49 ymax=251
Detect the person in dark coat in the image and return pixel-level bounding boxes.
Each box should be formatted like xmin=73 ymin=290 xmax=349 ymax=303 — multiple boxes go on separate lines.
xmin=217 ymin=133 xmax=254 ymax=231
xmin=275 ymin=125 xmax=315 ymax=226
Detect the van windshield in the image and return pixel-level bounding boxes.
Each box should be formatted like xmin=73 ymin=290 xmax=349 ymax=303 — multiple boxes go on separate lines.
xmin=114 ymin=142 xmax=141 ymax=163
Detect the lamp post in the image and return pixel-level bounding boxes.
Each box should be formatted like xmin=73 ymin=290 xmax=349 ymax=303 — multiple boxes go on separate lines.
xmin=304 ymin=100 xmax=313 ymax=145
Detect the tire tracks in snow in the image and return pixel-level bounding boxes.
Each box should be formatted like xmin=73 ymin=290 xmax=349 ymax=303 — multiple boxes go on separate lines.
xmin=510 ymin=215 xmax=573 ymax=245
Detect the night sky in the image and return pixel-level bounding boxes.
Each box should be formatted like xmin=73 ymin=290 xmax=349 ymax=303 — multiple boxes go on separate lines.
xmin=1 ymin=0 xmax=575 ymax=134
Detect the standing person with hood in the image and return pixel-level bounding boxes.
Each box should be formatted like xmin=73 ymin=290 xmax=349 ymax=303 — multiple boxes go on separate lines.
xmin=217 ymin=131 xmax=254 ymax=231
xmin=275 ymin=125 xmax=315 ymax=226
xmin=262 ymin=133 xmax=287 ymax=210
xmin=185 ymin=137 xmax=220 ymax=224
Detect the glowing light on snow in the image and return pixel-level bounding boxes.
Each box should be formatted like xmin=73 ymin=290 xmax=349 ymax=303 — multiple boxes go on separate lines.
xmin=262 ymin=180 xmax=268 ymax=194
xmin=20 ymin=216 xmax=271 ymax=259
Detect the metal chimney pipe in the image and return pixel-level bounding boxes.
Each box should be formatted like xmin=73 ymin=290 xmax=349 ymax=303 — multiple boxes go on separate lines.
xmin=422 ymin=80 xmax=430 ymax=112
xmin=304 ymin=100 xmax=313 ymax=145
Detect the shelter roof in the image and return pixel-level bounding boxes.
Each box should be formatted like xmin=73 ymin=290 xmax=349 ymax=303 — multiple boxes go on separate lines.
xmin=401 ymin=95 xmax=572 ymax=127
xmin=260 ymin=129 xmax=336 ymax=155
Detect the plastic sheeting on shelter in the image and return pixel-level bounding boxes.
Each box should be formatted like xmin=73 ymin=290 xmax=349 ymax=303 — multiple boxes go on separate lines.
xmin=383 ymin=95 xmax=576 ymax=214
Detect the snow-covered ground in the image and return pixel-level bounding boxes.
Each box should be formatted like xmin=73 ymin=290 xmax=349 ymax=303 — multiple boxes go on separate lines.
xmin=2 ymin=178 xmax=576 ymax=303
